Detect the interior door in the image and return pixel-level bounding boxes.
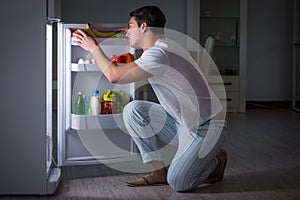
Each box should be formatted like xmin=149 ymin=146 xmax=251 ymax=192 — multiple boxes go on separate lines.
xmin=293 ymin=0 xmax=300 ymax=111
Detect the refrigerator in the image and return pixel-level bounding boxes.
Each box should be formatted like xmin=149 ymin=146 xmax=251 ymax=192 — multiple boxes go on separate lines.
xmin=56 ymin=22 xmax=137 ymax=167
xmin=0 ymin=0 xmax=137 ymax=195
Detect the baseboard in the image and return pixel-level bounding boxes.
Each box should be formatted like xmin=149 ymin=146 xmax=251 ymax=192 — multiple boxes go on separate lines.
xmin=246 ymin=101 xmax=292 ymax=109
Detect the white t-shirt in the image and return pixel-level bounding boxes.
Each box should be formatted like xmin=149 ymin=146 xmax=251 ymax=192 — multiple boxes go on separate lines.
xmin=135 ymin=38 xmax=223 ymax=132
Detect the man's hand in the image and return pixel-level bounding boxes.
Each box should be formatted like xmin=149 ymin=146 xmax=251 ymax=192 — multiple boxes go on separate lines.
xmin=72 ymin=29 xmax=98 ymax=52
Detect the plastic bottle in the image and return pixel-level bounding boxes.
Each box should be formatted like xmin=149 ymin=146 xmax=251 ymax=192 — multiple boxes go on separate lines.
xmin=89 ymin=89 xmax=101 ymax=115
xmin=83 ymin=95 xmax=89 ymax=115
xmin=74 ymin=91 xmax=85 ymax=115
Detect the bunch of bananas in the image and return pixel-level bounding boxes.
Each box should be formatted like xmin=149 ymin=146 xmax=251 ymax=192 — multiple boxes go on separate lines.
xmin=85 ymin=23 xmax=118 ymax=38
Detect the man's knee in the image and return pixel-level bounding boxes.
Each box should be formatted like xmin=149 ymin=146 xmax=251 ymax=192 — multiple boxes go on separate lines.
xmin=123 ymin=100 xmax=135 ymax=118
xmin=167 ymin=173 xmax=191 ymax=192
xmin=167 ymin=169 xmax=205 ymax=192
xmin=123 ymin=100 xmax=150 ymax=126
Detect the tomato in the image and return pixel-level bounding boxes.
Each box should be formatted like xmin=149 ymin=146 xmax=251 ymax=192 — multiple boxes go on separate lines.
xmin=122 ymin=53 xmax=134 ymax=63
xmin=111 ymin=55 xmax=126 ymax=63
xmin=111 ymin=53 xmax=134 ymax=63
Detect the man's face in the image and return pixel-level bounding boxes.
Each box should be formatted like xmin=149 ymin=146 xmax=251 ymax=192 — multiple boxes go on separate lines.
xmin=126 ymin=17 xmax=143 ymax=48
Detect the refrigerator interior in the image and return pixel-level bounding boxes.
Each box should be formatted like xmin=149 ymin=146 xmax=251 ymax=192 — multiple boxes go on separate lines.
xmin=57 ymin=23 xmax=137 ymax=166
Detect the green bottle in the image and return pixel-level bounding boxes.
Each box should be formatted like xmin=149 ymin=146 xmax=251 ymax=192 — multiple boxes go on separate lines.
xmin=74 ymin=91 xmax=85 ymax=115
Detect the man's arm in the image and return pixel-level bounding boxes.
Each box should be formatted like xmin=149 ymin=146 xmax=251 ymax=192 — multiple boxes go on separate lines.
xmin=91 ymin=46 xmax=152 ymax=84
xmin=72 ymin=29 xmax=152 ymax=84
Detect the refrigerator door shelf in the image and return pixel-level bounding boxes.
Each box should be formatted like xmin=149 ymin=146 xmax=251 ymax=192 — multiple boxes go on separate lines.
xmin=71 ymin=113 xmax=126 ymax=130
xmin=64 ymin=128 xmax=136 ymax=165
xmin=71 ymin=43 xmax=134 ymax=65
xmin=71 ymin=63 xmax=99 ymax=72
xmin=71 ymin=63 xmax=126 ymax=72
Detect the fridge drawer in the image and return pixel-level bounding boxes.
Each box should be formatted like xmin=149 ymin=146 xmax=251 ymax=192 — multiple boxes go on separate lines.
xmin=64 ymin=128 xmax=136 ymax=165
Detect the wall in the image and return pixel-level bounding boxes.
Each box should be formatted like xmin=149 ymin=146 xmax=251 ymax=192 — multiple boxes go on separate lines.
xmin=62 ymin=0 xmax=294 ymax=101
xmin=247 ymin=0 xmax=293 ymax=101
xmin=62 ymin=0 xmax=187 ymax=34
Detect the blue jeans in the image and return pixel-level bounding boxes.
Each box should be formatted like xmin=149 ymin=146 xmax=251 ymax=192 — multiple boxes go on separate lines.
xmin=123 ymin=100 xmax=226 ymax=192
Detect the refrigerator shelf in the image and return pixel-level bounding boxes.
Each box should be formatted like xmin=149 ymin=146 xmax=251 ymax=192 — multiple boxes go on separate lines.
xmin=71 ymin=37 xmax=130 ymax=46
xmin=71 ymin=63 xmax=99 ymax=72
xmin=71 ymin=63 xmax=126 ymax=72
xmin=71 ymin=113 xmax=126 ymax=130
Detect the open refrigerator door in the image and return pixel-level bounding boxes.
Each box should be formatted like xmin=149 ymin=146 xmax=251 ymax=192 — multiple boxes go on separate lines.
xmin=46 ymin=21 xmax=61 ymax=194
xmin=57 ymin=23 xmax=137 ymax=166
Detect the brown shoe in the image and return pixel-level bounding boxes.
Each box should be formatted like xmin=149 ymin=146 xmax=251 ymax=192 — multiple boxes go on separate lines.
xmin=126 ymin=169 xmax=168 ymax=187
xmin=126 ymin=174 xmax=168 ymax=187
xmin=204 ymin=149 xmax=227 ymax=184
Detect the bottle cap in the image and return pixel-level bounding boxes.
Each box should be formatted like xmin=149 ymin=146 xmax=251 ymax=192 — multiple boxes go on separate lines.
xmin=92 ymin=89 xmax=99 ymax=95
xmin=78 ymin=91 xmax=83 ymax=95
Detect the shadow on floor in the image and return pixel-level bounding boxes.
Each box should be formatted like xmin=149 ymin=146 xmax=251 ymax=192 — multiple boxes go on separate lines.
xmin=194 ymin=165 xmax=300 ymax=194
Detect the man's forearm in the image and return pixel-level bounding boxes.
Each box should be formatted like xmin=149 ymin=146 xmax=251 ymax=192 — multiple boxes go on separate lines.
xmin=91 ymin=45 xmax=114 ymax=74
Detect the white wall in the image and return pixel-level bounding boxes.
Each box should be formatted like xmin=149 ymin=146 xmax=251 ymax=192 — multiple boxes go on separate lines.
xmin=246 ymin=0 xmax=293 ymax=101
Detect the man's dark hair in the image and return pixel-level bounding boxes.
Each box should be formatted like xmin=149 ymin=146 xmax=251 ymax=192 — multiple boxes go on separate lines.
xmin=130 ymin=5 xmax=166 ymax=34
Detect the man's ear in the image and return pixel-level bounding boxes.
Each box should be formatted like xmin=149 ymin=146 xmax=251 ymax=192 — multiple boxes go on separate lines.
xmin=140 ymin=22 xmax=148 ymax=31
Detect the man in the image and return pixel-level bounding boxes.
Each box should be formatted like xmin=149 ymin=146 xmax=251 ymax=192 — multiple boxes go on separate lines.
xmin=72 ymin=5 xmax=227 ymax=192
